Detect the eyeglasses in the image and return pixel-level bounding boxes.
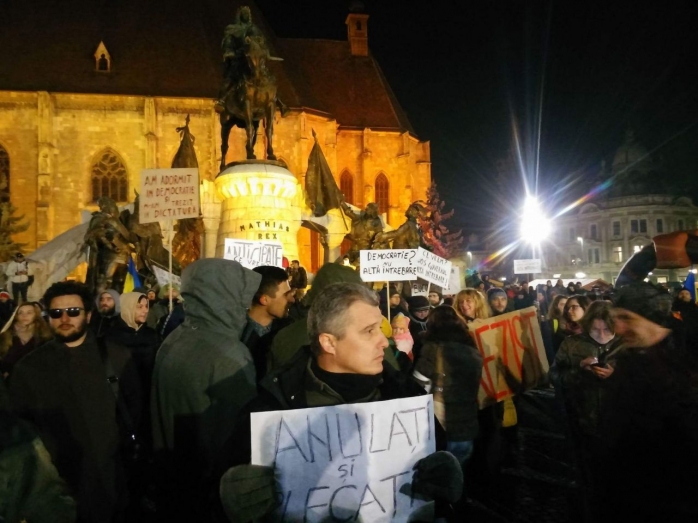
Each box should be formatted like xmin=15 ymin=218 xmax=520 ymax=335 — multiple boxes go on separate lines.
xmin=48 ymin=307 xmax=85 ymax=319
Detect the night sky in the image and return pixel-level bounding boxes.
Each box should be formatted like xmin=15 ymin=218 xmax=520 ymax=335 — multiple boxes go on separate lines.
xmin=257 ymin=0 xmax=698 ymax=243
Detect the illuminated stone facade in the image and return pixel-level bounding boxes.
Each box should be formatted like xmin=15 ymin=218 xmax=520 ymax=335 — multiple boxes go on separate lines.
xmin=0 ymin=3 xmax=431 ymax=271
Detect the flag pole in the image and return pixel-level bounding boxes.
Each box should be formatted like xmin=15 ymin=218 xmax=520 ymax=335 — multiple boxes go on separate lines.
xmin=168 ymin=220 xmax=173 ymax=313
xmin=386 ymin=281 xmax=391 ymax=324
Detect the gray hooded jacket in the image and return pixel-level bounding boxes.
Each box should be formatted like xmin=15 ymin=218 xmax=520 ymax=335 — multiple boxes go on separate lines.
xmin=151 ymin=259 xmax=261 ymax=481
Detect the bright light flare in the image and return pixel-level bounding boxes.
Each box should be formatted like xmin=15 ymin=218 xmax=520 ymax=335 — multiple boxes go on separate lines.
xmin=520 ymin=196 xmax=551 ymax=245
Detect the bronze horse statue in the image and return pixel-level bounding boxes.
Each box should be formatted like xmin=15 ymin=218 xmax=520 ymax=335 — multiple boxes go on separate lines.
xmin=219 ymin=36 xmax=283 ymax=170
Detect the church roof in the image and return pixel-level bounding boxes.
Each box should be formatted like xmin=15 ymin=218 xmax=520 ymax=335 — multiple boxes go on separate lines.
xmin=0 ymin=0 xmax=414 ymax=133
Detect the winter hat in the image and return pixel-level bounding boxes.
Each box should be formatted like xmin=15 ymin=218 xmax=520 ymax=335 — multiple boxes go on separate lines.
xmin=408 ymin=295 xmax=431 ymax=312
xmin=159 ymin=283 xmax=181 ymax=300
xmin=613 ymin=282 xmax=673 ymax=325
xmin=95 ymin=289 xmax=121 ymax=317
xmin=487 ymin=287 xmax=507 ymax=302
xmin=0 ymin=291 xmax=10 ymax=300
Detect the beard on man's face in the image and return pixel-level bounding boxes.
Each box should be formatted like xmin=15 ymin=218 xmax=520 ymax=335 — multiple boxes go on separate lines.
xmin=52 ymin=318 xmax=89 ymax=344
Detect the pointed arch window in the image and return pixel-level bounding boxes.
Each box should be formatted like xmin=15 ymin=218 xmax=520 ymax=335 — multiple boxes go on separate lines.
xmin=340 ymin=170 xmax=354 ymax=205
xmin=375 ymin=173 xmax=389 ymax=215
xmin=91 ymin=149 xmax=128 ymax=202
xmin=0 ymin=145 xmax=9 ymax=202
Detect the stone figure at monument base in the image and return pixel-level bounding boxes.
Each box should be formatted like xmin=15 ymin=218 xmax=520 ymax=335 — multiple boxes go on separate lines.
xmin=374 ymin=202 xmax=425 ymax=250
xmin=340 ymin=201 xmax=384 ymax=263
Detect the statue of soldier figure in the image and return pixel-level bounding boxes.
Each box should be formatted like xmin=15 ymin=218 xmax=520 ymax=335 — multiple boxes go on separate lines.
xmin=374 ymin=202 xmax=424 ymax=249
xmin=340 ymin=201 xmax=384 ymax=264
xmin=215 ymin=6 xmax=265 ymax=113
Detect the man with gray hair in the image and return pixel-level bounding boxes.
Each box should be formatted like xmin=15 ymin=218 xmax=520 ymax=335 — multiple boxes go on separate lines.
xmin=219 ymin=282 xmax=464 ymax=522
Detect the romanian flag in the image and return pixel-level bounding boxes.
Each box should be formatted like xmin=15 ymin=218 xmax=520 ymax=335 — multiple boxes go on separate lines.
xmin=123 ymin=256 xmax=142 ymax=293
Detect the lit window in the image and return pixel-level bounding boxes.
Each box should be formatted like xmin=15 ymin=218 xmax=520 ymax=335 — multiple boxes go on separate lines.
xmin=613 ymin=246 xmax=623 ymax=263
xmin=91 ymin=149 xmax=128 ymax=203
xmin=375 ymin=173 xmax=389 ymax=215
xmin=340 ymin=171 xmax=354 ymax=205
xmin=94 ymin=41 xmax=111 ymax=73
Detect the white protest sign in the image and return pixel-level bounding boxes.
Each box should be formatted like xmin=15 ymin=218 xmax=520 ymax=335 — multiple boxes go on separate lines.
xmin=410 ymin=280 xmax=429 ymax=297
xmin=359 ymin=249 xmax=419 ymax=282
xmin=468 ymin=306 xmax=549 ymax=409
xmin=414 ymin=247 xmax=452 ymax=288
xmin=139 ymin=168 xmax=199 ymax=224
xmin=251 ymin=395 xmax=435 ymax=523
xmin=151 ymin=265 xmax=181 ymax=287
xmin=444 ymin=265 xmax=462 ymax=294
xmin=223 ymin=238 xmax=283 ymax=269
xmin=514 ymin=259 xmax=542 ymax=274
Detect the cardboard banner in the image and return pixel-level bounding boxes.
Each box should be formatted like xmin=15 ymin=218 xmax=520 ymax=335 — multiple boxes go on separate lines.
xmin=359 ymin=249 xmax=419 ymax=282
xmin=468 ymin=307 xmax=549 ymax=409
xmin=139 ymin=168 xmax=199 ymax=224
xmin=251 ymin=396 xmax=436 ymax=523
xmin=414 ymin=247 xmax=452 ymax=288
xmin=223 ymin=239 xmax=283 ymax=269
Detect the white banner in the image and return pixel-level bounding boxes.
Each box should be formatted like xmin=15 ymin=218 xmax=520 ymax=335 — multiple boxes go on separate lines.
xmin=151 ymin=265 xmax=181 ymax=287
xmin=514 ymin=259 xmax=542 ymax=275
xmin=444 ymin=266 xmax=462 ymax=294
xmin=414 ymin=248 xmax=452 ymax=288
xmin=410 ymin=281 xmax=429 ymax=297
xmin=359 ymin=249 xmax=419 ymax=282
xmin=251 ymin=396 xmax=435 ymax=523
xmin=223 ymin=238 xmax=283 ymax=269
xmin=139 ymin=168 xmax=199 ymax=224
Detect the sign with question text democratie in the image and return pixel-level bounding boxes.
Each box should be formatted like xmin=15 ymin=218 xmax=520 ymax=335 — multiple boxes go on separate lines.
xmin=139 ymin=168 xmax=199 ymax=224
xmin=359 ymin=249 xmax=419 ymax=282
xmin=223 ymin=238 xmax=283 ymax=269
xmin=251 ymin=395 xmax=436 ymax=523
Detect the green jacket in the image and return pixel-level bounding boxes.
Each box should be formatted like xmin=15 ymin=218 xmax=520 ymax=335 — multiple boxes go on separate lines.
xmin=151 ymin=259 xmax=261 ymax=483
xmin=0 ymin=411 xmax=76 ymax=523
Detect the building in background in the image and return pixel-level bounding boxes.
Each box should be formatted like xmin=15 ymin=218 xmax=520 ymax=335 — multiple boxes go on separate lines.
xmin=0 ymin=0 xmax=430 ymax=272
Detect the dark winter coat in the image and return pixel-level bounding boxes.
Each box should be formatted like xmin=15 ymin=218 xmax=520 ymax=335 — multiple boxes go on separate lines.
xmin=0 ymin=410 xmax=76 ymax=523
xmin=550 ymin=333 xmax=621 ymax=437
xmin=415 ymin=339 xmax=483 ymax=441
xmin=151 ymin=259 xmax=261 ymax=490
xmin=9 ymin=332 xmax=141 ymax=522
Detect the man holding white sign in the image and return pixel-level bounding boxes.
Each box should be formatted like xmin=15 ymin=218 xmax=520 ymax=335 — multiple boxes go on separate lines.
xmin=220 ymin=283 xmax=463 ymax=523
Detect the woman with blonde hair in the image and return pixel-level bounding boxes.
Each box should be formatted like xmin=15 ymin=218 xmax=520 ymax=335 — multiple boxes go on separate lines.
xmin=453 ymin=288 xmax=491 ymax=324
xmin=0 ymin=302 xmax=52 ymax=378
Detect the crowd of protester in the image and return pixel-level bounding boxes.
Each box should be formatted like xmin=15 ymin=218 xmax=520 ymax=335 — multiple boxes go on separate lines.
xmin=1 ymin=258 xmax=698 ymax=523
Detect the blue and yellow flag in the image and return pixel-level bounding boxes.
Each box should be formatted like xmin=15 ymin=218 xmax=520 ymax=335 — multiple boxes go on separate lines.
xmin=123 ymin=256 xmax=142 ymax=293
xmin=685 ymin=270 xmax=696 ymax=302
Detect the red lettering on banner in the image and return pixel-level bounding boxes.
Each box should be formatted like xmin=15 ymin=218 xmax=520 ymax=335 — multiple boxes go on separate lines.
xmin=521 ymin=310 xmax=540 ymax=358
xmin=472 ymin=324 xmax=496 ymax=399
xmin=509 ymin=316 xmax=524 ymax=370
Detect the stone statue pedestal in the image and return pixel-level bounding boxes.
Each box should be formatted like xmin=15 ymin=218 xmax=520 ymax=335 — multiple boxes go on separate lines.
xmin=214 ymin=160 xmax=302 ymax=262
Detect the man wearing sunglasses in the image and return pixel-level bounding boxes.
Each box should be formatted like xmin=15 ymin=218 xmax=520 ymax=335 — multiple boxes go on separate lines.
xmin=9 ymin=281 xmax=141 ymax=522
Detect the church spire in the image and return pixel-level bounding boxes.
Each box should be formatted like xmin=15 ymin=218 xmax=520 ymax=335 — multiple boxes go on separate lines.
xmin=346 ymin=1 xmax=369 ymax=56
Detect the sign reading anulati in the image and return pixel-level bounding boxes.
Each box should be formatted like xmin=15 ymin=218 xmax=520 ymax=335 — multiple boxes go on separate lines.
xmin=139 ymin=168 xmax=200 ymax=224
xmin=514 ymin=259 xmax=542 ymax=274
xmin=250 ymin=396 xmax=435 ymax=523
xmin=223 ymin=239 xmax=283 ymax=269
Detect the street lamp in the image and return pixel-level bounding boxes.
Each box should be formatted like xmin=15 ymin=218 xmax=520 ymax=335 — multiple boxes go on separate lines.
xmin=520 ymin=196 xmax=551 ymax=245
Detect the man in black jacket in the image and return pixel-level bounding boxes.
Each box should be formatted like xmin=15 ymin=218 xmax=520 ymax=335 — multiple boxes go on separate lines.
xmin=220 ymin=282 xmax=462 ymax=522
xmin=10 ymin=281 xmax=141 ymax=523
xmin=89 ymin=288 xmax=121 ymax=338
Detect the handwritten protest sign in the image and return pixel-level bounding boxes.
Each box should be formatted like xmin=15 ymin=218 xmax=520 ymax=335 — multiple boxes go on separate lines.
xmin=468 ymin=307 xmax=549 ymax=408
xmin=414 ymin=248 xmax=452 ymax=288
xmin=223 ymin=239 xmax=283 ymax=269
xmin=251 ymin=396 xmax=436 ymax=523
xmin=139 ymin=168 xmax=199 ymax=224
xmin=359 ymin=249 xmax=419 ymax=282
xmin=410 ymin=280 xmax=429 ymax=297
